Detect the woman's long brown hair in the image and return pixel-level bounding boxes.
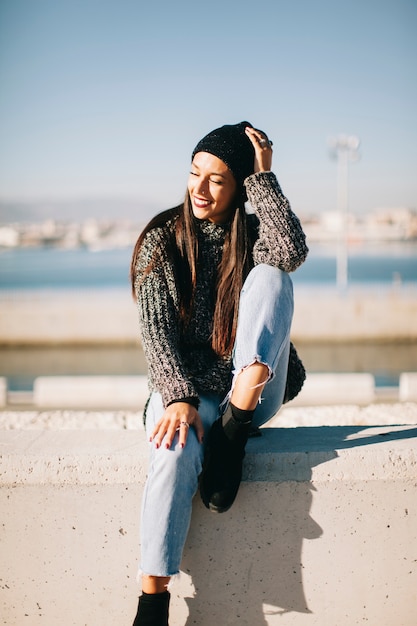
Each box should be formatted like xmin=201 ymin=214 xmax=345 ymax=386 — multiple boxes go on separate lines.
xmin=130 ymin=191 xmax=253 ymax=357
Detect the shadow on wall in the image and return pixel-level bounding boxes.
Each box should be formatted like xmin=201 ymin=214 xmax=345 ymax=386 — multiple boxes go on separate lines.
xmin=179 ymin=425 xmax=417 ymax=625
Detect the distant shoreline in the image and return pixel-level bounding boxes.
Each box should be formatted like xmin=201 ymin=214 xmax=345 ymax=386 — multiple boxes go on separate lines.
xmin=1 ymin=242 xmax=416 ymax=291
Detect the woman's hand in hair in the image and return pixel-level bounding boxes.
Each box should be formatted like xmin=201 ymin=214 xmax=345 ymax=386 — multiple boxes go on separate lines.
xmin=150 ymin=402 xmax=204 ymax=450
xmin=245 ymin=126 xmax=273 ymax=173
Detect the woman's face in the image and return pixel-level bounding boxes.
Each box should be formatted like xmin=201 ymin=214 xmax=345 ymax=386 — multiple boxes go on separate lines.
xmin=188 ymin=152 xmax=237 ymax=224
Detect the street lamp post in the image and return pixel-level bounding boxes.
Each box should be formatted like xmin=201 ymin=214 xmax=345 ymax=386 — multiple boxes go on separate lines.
xmin=328 ymin=135 xmax=360 ymax=291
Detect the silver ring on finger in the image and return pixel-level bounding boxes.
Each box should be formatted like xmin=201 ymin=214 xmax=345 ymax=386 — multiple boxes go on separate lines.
xmin=180 ymin=421 xmax=190 ymax=429
xmin=259 ymin=138 xmax=272 ymax=148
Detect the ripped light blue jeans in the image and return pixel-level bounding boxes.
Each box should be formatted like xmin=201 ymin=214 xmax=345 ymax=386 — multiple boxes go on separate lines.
xmin=140 ymin=265 xmax=294 ymax=577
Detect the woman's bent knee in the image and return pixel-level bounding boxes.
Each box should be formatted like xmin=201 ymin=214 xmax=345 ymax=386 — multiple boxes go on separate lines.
xmin=241 ymin=264 xmax=293 ymax=307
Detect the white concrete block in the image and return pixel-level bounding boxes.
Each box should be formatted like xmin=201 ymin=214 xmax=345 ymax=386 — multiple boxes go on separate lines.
xmin=33 ymin=375 xmax=149 ymax=409
xmin=1 ymin=427 xmax=417 ymax=625
xmin=399 ymin=372 xmax=417 ymax=401
xmin=287 ymin=372 xmax=376 ymax=406
xmin=0 ymin=377 xmax=7 ymax=407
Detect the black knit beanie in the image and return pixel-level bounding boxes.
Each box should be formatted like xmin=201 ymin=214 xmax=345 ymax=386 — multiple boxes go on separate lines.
xmin=191 ymin=121 xmax=255 ymax=191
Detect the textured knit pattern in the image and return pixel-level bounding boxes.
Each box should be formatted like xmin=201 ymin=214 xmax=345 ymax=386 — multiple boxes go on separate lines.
xmin=134 ymin=171 xmax=308 ymax=408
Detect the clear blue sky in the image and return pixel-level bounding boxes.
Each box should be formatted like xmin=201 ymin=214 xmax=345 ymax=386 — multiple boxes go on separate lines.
xmin=0 ymin=0 xmax=416 ymax=220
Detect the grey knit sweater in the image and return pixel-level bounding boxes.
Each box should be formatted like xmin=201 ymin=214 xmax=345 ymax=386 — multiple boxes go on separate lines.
xmin=134 ymin=171 xmax=308 ymax=408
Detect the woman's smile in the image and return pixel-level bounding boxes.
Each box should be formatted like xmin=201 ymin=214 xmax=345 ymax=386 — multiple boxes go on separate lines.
xmin=193 ymin=196 xmax=211 ymax=208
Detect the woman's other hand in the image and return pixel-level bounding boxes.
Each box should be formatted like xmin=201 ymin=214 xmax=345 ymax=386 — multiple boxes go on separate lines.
xmin=245 ymin=126 xmax=273 ymax=173
xmin=150 ymin=402 xmax=204 ymax=449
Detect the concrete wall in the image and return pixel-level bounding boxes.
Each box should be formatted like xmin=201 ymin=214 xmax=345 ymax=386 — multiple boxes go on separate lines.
xmin=1 ymin=287 xmax=416 ymax=344
xmin=293 ymin=287 xmax=417 ymax=342
xmin=0 ymin=289 xmax=137 ymax=345
xmin=4 ymin=372 xmax=414 ymax=409
xmin=0 ymin=376 xmax=6 ymax=406
xmin=1 ymin=424 xmax=417 ymax=625
xmin=399 ymin=373 xmax=417 ymax=401
xmin=28 ymin=373 xmax=376 ymax=409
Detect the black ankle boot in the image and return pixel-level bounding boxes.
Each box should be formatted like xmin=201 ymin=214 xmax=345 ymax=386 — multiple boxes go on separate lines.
xmin=132 ymin=591 xmax=170 ymax=626
xmin=200 ymin=405 xmax=252 ymax=513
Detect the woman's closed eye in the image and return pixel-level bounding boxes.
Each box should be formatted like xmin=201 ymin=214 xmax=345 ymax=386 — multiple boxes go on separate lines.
xmin=190 ymin=171 xmax=223 ymax=185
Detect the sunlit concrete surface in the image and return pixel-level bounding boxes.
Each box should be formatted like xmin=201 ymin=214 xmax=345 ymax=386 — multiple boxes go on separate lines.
xmin=3 ymin=371 xmax=414 ymax=410
xmin=27 ymin=373 xmax=376 ymax=409
xmin=1 ymin=416 xmax=417 ymax=625
xmin=1 ymin=402 xmax=417 ymax=430
xmin=286 ymin=372 xmax=376 ymax=406
xmin=399 ymin=373 xmax=417 ymax=401
xmin=1 ymin=287 xmax=416 ymax=344
xmin=0 ymin=377 xmax=6 ymax=407
xmin=33 ymin=375 xmax=150 ymax=409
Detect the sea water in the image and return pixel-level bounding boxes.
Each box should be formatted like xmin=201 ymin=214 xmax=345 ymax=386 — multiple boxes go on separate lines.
xmin=0 ymin=241 xmax=416 ymax=290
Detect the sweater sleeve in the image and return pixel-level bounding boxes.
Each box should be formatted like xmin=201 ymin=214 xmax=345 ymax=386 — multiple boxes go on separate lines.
xmin=244 ymin=171 xmax=308 ymax=271
xmin=134 ymin=227 xmax=199 ymax=408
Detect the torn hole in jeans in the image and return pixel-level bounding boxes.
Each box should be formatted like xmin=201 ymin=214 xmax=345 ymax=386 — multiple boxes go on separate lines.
xmin=220 ymin=356 xmax=273 ymax=411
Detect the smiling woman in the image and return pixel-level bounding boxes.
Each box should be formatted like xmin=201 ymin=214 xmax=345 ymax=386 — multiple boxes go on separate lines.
xmin=188 ymin=153 xmax=237 ymax=224
xmin=129 ymin=120 xmax=308 ymax=625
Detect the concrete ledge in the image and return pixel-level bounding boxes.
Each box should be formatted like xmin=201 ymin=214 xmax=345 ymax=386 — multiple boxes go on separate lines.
xmin=27 ymin=373 xmax=378 ymax=409
xmin=287 ymin=372 xmax=376 ymax=406
xmin=293 ymin=288 xmax=417 ymax=341
xmin=399 ymin=372 xmax=417 ymax=401
xmin=0 ymin=430 xmax=147 ymax=485
xmin=0 ymin=288 xmax=139 ymax=344
xmin=0 ymin=377 xmax=6 ymax=407
xmin=2 ymin=402 xmax=417 ymax=430
xmin=33 ymin=375 xmax=149 ymax=408
xmin=1 ymin=426 xmax=417 ymax=625
xmin=1 ymin=287 xmax=416 ymax=344
xmin=1 ymin=426 xmax=417 ymax=485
